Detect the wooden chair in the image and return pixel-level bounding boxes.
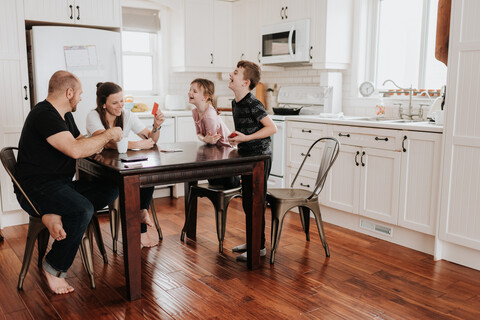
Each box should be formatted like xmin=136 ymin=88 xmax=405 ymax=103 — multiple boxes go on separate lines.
xmin=266 ymin=137 xmax=340 ymax=264
xmin=108 ymin=196 xmax=163 ymax=253
xmin=181 ymin=183 xmax=242 ymax=253
xmin=0 ymin=147 xmax=107 ymax=289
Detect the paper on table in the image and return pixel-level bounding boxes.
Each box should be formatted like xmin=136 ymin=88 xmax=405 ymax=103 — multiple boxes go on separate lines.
xmin=160 ymin=149 xmax=183 ymax=152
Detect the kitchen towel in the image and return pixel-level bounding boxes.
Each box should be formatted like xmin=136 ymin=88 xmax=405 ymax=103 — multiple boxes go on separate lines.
xmin=435 ymin=0 xmax=451 ymax=66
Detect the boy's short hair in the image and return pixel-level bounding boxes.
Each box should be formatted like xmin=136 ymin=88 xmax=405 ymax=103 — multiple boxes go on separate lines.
xmin=237 ymin=60 xmax=261 ymax=90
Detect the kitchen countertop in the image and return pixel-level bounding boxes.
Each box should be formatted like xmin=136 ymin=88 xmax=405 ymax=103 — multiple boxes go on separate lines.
xmin=131 ymin=111 xmax=442 ymax=133
xmin=277 ymin=115 xmax=443 ymax=133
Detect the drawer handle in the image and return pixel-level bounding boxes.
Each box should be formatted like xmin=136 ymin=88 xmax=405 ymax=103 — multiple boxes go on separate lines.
xmin=402 ymin=135 xmax=407 ymax=152
xmin=301 ymin=129 xmax=312 ymax=133
xmin=338 ymin=133 xmax=350 ymax=137
xmin=301 ymin=152 xmax=311 ymax=157
xmin=300 ymin=183 xmax=310 ymax=188
xmin=355 ymin=151 xmax=359 ymax=166
xmin=375 ymin=137 xmax=389 ymax=141
xmin=361 ymin=151 xmax=366 ymax=167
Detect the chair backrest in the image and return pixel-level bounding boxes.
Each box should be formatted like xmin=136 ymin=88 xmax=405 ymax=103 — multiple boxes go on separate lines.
xmin=0 ymin=147 xmax=40 ymax=217
xmin=290 ymin=137 xmax=340 ymax=200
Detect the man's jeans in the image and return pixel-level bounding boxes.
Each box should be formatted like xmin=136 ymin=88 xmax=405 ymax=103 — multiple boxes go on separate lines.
xmin=16 ymin=177 xmax=118 ymax=275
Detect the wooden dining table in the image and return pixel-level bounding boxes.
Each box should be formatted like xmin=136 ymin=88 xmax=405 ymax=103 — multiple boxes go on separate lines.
xmin=77 ymin=142 xmax=269 ymax=301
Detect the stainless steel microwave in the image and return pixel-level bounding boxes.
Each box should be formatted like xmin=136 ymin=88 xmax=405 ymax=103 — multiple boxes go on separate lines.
xmin=261 ymin=19 xmax=310 ymax=65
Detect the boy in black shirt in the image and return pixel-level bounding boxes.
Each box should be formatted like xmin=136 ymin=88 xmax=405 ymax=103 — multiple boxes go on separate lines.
xmin=228 ymin=60 xmax=277 ymax=261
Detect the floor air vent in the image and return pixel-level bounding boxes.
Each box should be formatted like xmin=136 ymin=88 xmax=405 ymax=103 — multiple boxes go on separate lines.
xmin=359 ymin=219 xmax=393 ymax=237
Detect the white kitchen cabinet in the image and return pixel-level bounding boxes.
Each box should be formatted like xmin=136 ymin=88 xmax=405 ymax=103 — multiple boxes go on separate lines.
xmin=322 ymin=125 xmax=402 ymax=225
xmin=176 ymin=116 xmax=198 ymax=142
xmin=0 ymin=0 xmax=30 ymax=213
xmin=220 ymin=113 xmax=235 ymax=132
xmin=23 ymin=0 xmax=121 ymax=28
xmin=398 ymin=132 xmax=442 ymax=235
xmin=285 ymin=121 xmax=328 ymax=197
xmin=171 ymin=0 xmax=233 ymax=72
xmin=309 ymin=0 xmax=353 ymax=69
xmin=232 ymin=0 xmax=261 ymax=64
xmin=261 ymin=0 xmax=311 ymax=25
xmin=129 ymin=116 xmax=175 ymax=144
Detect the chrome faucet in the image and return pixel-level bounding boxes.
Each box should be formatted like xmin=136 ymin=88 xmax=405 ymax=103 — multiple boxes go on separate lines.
xmin=382 ymin=79 xmax=422 ymax=120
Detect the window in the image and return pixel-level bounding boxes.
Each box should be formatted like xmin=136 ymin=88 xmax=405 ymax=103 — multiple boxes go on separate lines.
xmin=122 ymin=31 xmax=156 ymax=93
xmin=122 ymin=7 xmax=161 ymax=95
xmin=370 ymin=0 xmax=447 ymax=90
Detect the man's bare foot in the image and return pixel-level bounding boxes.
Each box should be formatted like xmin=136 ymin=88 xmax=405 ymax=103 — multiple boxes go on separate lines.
xmin=42 ymin=214 xmax=66 ymax=241
xmin=43 ymin=268 xmax=74 ymax=294
xmin=141 ymin=232 xmax=158 ymax=248
xmin=140 ymin=209 xmax=153 ymax=227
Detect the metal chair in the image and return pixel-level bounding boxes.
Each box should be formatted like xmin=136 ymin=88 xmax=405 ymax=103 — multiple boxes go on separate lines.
xmin=108 ymin=196 xmax=163 ymax=253
xmin=266 ymin=137 xmax=340 ymax=264
xmin=181 ymin=183 xmax=242 ymax=253
xmin=0 ymin=147 xmax=107 ymax=289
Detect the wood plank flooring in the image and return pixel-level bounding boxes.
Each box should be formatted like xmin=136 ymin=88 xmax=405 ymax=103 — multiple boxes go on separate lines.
xmin=0 ymin=196 xmax=479 ymax=319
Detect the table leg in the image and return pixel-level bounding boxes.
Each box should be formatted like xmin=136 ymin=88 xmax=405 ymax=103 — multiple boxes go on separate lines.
xmin=184 ymin=181 xmax=198 ymax=239
xmin=241 ymin=160 xmax=265 ymax=269
xmin=120 ymin=175 xmax=142 ymax=300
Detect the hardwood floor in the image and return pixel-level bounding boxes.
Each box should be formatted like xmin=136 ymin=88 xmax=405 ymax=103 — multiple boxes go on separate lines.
xmin=1 ymin=196 xmax=479 ymax=319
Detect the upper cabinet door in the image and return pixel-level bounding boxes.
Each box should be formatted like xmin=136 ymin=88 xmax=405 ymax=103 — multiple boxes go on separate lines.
xmin=184 ymin=0 xmax=214 ymax=68
xmin=23 ymin=0 xmax=121 ymax=28
xmin=232 ymin=0 xmax=260 ymax=65
xmin=213 ymin=0 xmax=232 ymax=69
xmin=24 ymin=0 xmax=75 ymax=24
xmin=74 ymin=0 xmax=121 ymax=28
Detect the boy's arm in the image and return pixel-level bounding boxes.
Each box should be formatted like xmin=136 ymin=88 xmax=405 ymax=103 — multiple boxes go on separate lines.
xmin=230 ymin=116 xmax=277 ymax=143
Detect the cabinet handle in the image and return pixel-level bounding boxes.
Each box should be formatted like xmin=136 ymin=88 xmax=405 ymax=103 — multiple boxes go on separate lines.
xmin=355 ymin=151 xmax=359 ymax=166
xmin=257 ymin=51 xmax=261 ymax=63
xmin=309 ymin=46 xmax=313 ymax=60
xmin=300 ymin=183 xmax=310 ymax=188
xmin=375 ymin=136 xmax=388 ymax=141
xmin=301 ymin=129 xmax=312 ymax=133
xmin=281 ymin=7 xmax=284 ymax=19
xmin=210 ymin=53 xmax=214 ymax=64
xmin=69 ymin=5 xmax=73 ymax=19
xmin=402 ymin=135 xmax=407 ymax=152
xmin=361 ymin=151 xmax=366 ymax=167
xmin=76 ymin=5 xmax=80 ymax=20
xmin=24 ymin=86 xmax=28 ymax=100
xmin=284 ymin=6 xmax=288 ymax=19
xmin=301 ymin=152 xmax=311 ymax=157
xmin=338 ymin=133 xmax=350 ymax=137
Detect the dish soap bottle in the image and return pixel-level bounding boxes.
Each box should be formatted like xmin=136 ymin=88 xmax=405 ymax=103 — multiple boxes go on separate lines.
xmin=375 ymin=94 xmax=385 ymax=118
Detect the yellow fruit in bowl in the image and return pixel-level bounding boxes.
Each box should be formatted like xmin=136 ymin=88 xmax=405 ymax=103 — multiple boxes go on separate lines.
xmin=131 ymin=103 xmax=148 ymax=112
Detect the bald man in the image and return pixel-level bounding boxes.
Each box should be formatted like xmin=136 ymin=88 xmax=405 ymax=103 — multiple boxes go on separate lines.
xmin=15 ymin=70 xmax=122 ymax=294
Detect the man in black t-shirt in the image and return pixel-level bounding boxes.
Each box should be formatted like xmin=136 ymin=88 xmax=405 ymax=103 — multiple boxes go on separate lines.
xmin=15 ymin=71 xmax=122 ymax=295
xmin=227 ymin=60 xmax=277 ymax=262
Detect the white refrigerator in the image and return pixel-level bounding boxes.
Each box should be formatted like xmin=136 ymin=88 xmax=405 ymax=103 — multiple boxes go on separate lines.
xmin=29 ymin=26 xmax=122 ymax=135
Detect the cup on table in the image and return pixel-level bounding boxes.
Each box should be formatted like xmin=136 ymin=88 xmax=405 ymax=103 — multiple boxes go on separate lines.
xmin=116 ymin=138 xmax=128 ymax=153
xmin=432 ymin=110 xmax=444 ymax=125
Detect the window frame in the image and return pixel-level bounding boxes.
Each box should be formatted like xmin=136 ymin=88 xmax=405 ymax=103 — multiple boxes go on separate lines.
xmin=121 ymin=31 xmax=159 ymax=96
xmin=365 ymin=0 xmax=442 ymax=91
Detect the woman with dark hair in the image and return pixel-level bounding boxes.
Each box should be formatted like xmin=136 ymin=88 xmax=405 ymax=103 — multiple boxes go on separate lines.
xmin=86 ymin=82 xmax=165 ymax=247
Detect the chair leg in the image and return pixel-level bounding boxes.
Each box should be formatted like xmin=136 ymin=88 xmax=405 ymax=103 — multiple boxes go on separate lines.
xmin=79 ymin=224 xmax=96 ymax=289
xmin=150 ymin=200 xmax=163 ymax=241
xmin=298 ymin=206 xmax=311 ymax=241
xmin=181 ymin=191 xmax=197 ymax=242
xmin=270 ymin=204 xmax=288 ymax=264
xmin=91 ymin=215 xmax=108 ymax=264
xmin=37 ymin=229 xmax=50 ymax=269
xmin=311 ymin=203 xmax=330 ymax=257
xmin=109 ymin=198 xmax=120 ymax=253
xmin=18 ymin=218 xmax=46 ymax=290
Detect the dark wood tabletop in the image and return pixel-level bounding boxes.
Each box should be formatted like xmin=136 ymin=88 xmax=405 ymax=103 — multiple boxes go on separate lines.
xmin=77 ymin=142 xmax=269 ymax=301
